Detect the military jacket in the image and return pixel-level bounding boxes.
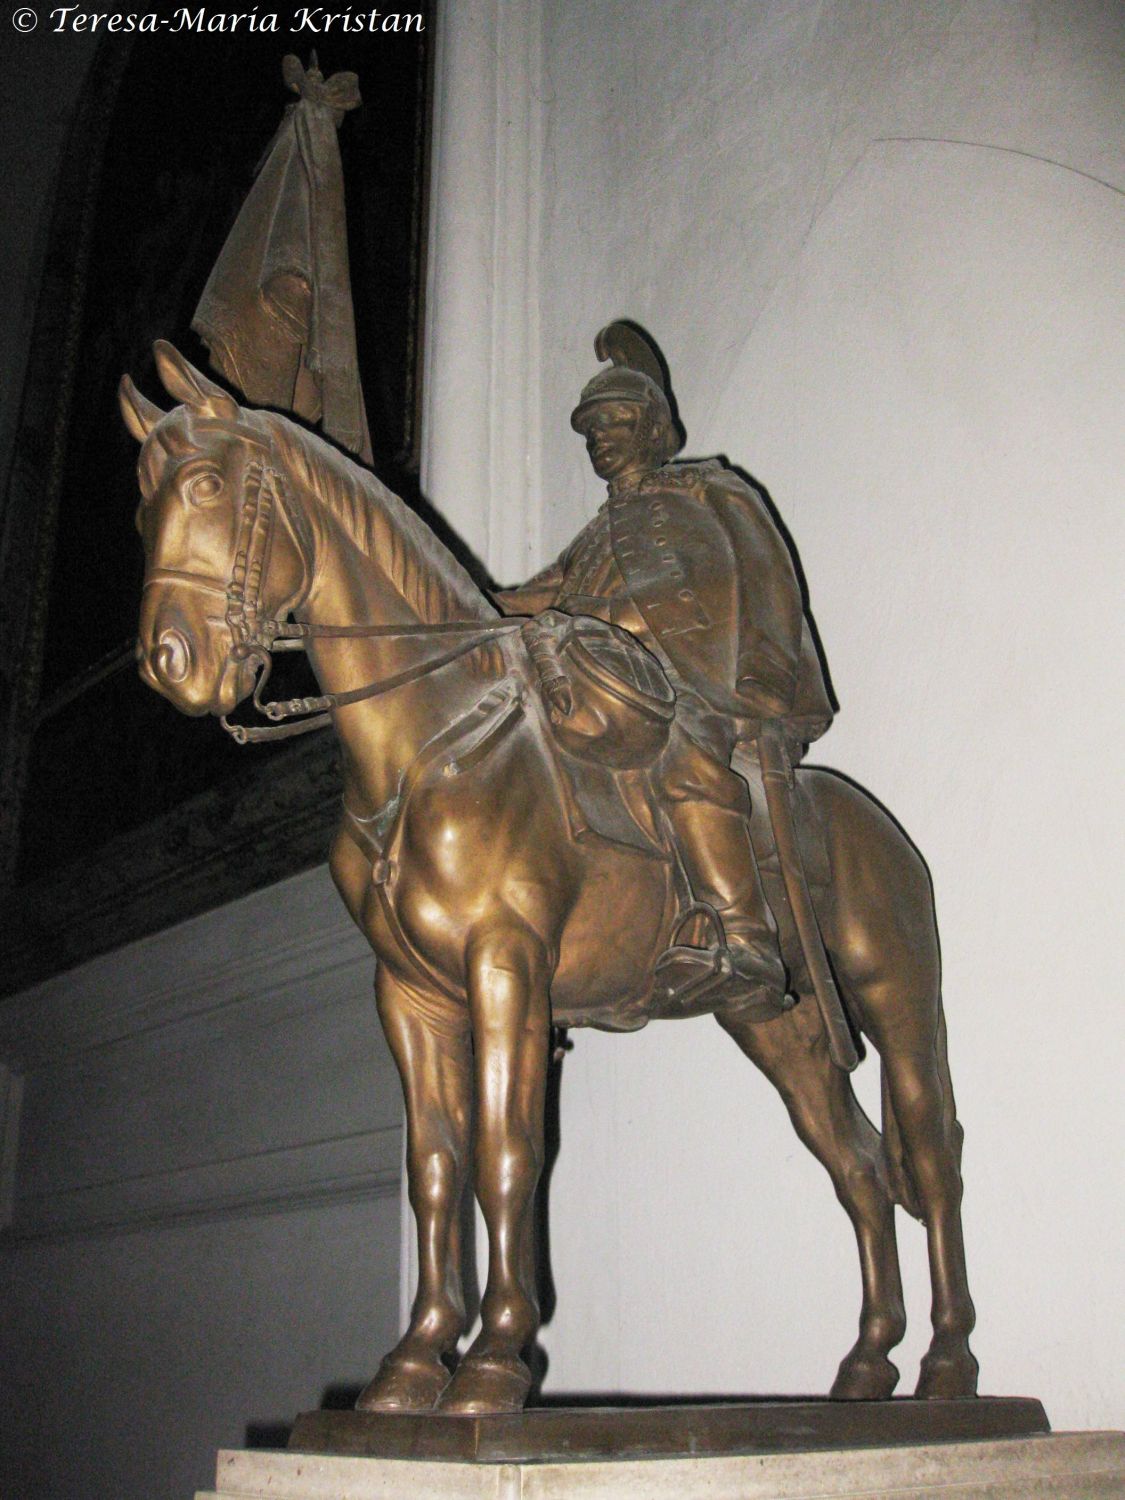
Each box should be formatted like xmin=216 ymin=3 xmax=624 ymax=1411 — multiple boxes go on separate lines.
xmin=496 ymin=460 xmax=833 ymax=743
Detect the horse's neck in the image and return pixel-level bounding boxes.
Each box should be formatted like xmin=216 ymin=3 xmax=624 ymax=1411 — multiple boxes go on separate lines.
xmin=289 ymin=459 xmax=499 ymax=813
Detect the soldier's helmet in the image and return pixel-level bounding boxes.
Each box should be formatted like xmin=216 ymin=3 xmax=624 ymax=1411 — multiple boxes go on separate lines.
xmin=570 ymin=322 xmax=680 ymax=461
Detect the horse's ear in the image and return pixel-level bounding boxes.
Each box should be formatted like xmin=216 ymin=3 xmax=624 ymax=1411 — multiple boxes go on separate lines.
xmin=153 ymin=340 xmax=240 ymax=421
xmin=118 ymin=374 xmax=164 ymax=442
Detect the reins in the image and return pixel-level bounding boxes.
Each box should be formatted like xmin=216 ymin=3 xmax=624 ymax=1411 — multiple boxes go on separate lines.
xmin=223 ymin=617 xmax=523 ymax=744
xmin=153 ymin=454 xmax=523 ymax=744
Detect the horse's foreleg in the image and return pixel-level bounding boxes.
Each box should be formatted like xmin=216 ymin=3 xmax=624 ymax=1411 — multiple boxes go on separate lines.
xmin=438 ymin=920 xmax=550 ymax=1414
xmin=717 ymin=1001 xmax=907 ymax=1399
xmin=356 ymin=965 xmax=472 ymax=1412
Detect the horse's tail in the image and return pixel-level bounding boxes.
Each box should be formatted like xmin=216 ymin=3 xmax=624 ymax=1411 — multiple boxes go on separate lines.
xmin=879 ymin=999 xmax=963 ymax=1223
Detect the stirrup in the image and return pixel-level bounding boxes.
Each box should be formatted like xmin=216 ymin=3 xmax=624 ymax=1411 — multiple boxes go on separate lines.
xmin=651 ymin=904 xmax=789 ymax=1021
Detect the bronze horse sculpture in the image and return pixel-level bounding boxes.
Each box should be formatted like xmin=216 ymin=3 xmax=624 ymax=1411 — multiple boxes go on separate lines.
xmin=121 ymin=342 xmax=978 ymax=1415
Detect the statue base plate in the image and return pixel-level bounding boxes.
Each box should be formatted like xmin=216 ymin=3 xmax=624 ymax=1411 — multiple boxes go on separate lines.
xmin=197 ymin=1429 xmax=1125 ymax=1500
xmin=288 ymin=1397 xmax=1047 ymax=1463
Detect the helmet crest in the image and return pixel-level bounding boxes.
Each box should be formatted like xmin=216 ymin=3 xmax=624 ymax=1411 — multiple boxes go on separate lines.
xmin=571 ymin=322 xmax=677 ymax=460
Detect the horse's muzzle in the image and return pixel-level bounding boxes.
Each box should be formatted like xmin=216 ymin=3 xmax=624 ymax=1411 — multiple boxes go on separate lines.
xmin=137 ymin=616 xmax=233 ymax=715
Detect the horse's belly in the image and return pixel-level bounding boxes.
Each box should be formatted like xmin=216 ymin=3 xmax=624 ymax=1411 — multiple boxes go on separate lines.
xmin=369 ymin=850 xmax=670 ymax=1027
xmin=548 ymin=853 xmax=673 ymax=1030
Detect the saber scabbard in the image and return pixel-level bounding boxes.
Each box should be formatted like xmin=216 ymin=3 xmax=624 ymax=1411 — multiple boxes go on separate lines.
xmin=756 ymin=725 xmax=859 ymax=1072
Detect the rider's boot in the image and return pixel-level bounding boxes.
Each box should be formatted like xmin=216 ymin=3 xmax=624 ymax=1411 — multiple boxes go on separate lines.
xmin=658 ymin=798 xmax=789 ymax=1020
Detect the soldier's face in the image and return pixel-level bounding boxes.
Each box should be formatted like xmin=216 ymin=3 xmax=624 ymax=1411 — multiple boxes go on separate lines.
xmin=579 ymin=401 xmax=658 ymax=481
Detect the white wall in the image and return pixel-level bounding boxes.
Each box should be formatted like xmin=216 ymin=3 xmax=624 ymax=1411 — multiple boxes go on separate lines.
xmin=0 ymin=867 xmax=403 ymax=1500
xmin=424 ymin=0 xmax=1124 ymax=1428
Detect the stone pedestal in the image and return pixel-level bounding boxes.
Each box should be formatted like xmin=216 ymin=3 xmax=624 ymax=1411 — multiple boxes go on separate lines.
xmin=197 ymin=1430 xmax=1125 ymax=1498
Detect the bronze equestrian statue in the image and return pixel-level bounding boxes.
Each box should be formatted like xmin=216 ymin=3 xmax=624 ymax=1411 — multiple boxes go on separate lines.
xmin=495 ymin=324 xmax=850 ymax=1062
xmin=120 ymin=333 xmax=978 ymax=1416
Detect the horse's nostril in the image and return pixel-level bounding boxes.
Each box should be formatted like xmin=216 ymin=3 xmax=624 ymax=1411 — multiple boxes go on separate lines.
xmin=154 ymin=628 xmax=191 ymax=685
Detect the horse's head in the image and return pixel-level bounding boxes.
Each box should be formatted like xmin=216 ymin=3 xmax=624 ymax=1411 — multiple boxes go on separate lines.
xmin=120 ymin=342 xmax=307 ymax=717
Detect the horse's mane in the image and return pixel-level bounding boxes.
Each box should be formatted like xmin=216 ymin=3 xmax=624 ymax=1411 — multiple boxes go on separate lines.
xmin=264 ymin=413 xmax=495 ymax=626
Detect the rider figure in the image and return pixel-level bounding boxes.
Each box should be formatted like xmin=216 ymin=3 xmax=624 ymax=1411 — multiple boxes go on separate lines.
xmin=495 ymin=324 xmax=833 ymax=1016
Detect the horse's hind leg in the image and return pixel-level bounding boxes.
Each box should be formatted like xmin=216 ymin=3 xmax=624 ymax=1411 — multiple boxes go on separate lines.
xmin=438 ymin=918 xmax=550 ymax=1414
xmin=356 ymin=966 xmax=472 ymax=1412
xmin=717 ymin=1001 xmax=907 ymax=1398
xmin=816 ymin=770 xmax=978 ymax=1399
xmin=864 ymin=1003 xmax=978 ymax=1398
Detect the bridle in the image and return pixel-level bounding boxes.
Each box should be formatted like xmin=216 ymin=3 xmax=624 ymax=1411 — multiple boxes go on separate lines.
xmin=143 ymin=445 xmax=521 ymax=744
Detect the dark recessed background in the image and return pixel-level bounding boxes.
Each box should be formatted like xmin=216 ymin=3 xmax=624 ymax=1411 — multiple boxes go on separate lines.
xmin=20 ymin=23 xmax=429 ymax=879
xmin=0 ymin=16 xmax=430 ymax=988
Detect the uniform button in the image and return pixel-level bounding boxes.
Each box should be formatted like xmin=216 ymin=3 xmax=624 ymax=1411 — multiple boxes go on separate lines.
xmin=679 ymin=589 xmax=693 ymax=601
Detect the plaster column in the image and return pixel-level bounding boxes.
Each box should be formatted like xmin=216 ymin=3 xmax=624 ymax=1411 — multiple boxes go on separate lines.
xmin=420 ymin=0 xmax=545 ymax=583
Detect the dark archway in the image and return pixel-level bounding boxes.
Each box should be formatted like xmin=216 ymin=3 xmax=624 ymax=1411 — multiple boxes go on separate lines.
xmin=0 ymin=16 xmax=431 ymax=993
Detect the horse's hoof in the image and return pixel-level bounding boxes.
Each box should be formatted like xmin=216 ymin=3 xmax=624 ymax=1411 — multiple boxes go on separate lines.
xmin=830 ymin=1349 xmax=900 ymax=1400
xmin=436 ymin=1353 xmax=532 ymax=1414
xmin=356 ymin=1352 xmax=452 ymax=1412
xmin=915 ymin=1343 xmax=979 ymax=1399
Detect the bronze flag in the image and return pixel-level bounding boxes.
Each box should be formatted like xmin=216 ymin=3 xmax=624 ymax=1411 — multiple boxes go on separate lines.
xmin=192 ymin=53 xmax=373 ymax=463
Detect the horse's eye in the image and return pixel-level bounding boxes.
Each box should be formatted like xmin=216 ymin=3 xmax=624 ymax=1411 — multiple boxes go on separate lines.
xmin=187 ymin=472 xmax=223 ymax=506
